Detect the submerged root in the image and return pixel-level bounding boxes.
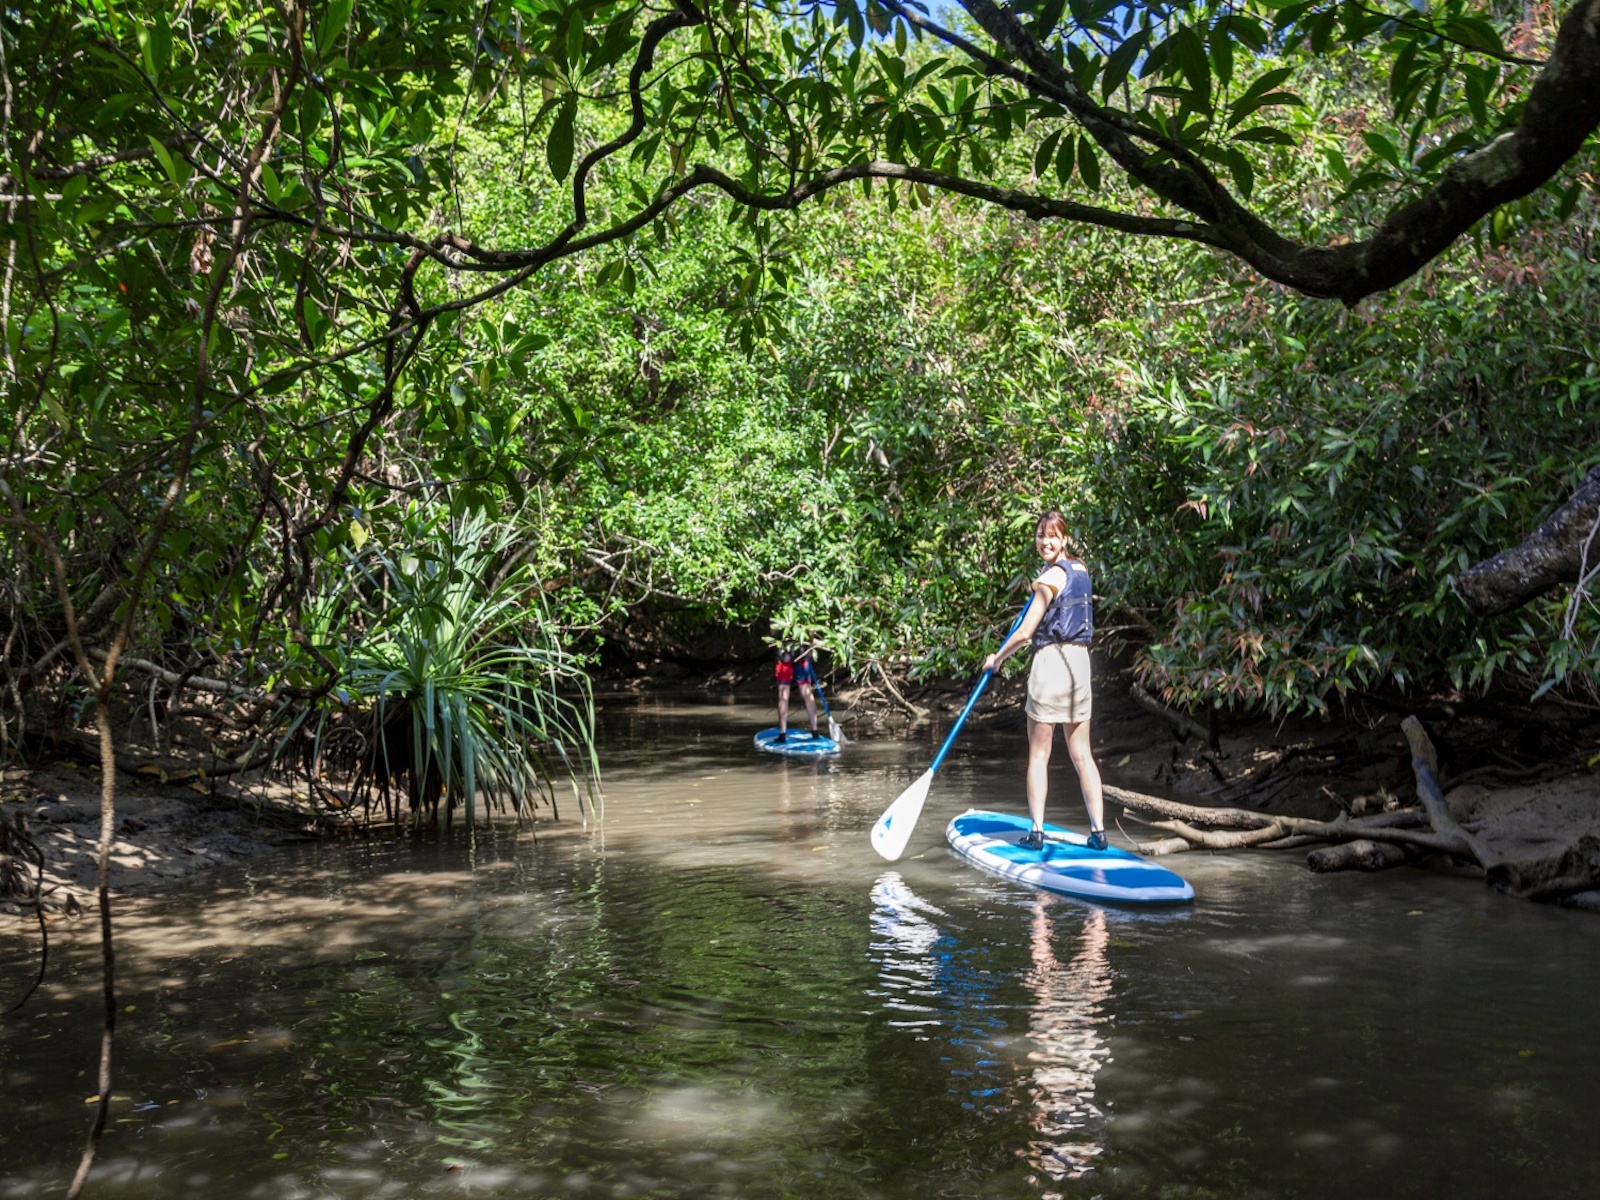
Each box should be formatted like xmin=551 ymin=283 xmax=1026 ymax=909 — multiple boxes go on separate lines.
xmin=1306 ymin=839 xmax=1413 ymax=873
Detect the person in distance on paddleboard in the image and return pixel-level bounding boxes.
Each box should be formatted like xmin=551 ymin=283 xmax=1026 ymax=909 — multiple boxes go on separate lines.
xmin=773 ymin=646 xmax=820 ymax=743
xmin=980 ymin=511 xmax=1107 ymax=851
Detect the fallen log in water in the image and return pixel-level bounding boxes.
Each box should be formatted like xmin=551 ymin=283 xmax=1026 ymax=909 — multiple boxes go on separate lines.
xmin=1108 ymin=785 xmax=1425 ymax=832
xmin=1108 ymin=783 xmax=1440 ymax=855
xmin=1256 ymin=834 xmax=1326 ymax=851
xmin=1134 ymin=836 xmax=1194 ymax=857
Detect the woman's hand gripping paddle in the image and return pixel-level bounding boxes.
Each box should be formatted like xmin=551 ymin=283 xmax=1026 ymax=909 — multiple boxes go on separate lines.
xmin=814 ymin=678 xmax=847 ymax=744
xmin=870 ymin=607 xmax=1029 ymax=861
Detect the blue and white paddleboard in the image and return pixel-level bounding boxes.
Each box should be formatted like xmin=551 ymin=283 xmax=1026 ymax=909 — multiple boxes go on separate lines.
xmin=947 ymin=809 xmax=1194 ymax=904
xmin=754 ymin=727 xmax=841 ymax=757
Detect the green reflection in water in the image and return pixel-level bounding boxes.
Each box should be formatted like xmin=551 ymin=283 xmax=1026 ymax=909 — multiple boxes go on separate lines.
xmin=224 ymin=846 xmax=1060 ymax=1197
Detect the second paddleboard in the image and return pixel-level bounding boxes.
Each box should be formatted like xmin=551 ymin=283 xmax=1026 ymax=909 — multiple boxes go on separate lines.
xmin=754 ymin=727 xmax=840 ymax=757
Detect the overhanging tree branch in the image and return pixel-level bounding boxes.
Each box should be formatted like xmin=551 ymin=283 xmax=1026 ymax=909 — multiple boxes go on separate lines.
xmin=920 ymin=0 xmax=1600 ymax=302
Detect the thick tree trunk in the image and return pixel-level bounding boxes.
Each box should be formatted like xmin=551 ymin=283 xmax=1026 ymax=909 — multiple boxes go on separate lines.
xmin=1453 ymin=465 xmax=1600 ymax=617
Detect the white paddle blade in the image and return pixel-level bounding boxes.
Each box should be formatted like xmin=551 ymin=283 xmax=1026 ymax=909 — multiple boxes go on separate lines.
xmin=870 ymin=770 xmax=933 ymax=861
xmin=828 ymin=716 xmax=848 ymax=744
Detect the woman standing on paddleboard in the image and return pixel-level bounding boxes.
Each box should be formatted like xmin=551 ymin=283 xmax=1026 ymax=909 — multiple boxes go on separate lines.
xmin=980 ymin=511 xmax=1107 ymax=851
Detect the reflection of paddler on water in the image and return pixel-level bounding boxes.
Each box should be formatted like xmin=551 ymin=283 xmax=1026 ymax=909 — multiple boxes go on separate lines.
xmin=1021 ymin=898 xmax=1112 ymax=1190
xmin=868 ymin=875 xmax=1113 ymax=1186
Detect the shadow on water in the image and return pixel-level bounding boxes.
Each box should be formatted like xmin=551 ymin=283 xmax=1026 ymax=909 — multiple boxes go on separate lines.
xmin=2 ymin=692 xmax=1598 ymax=1198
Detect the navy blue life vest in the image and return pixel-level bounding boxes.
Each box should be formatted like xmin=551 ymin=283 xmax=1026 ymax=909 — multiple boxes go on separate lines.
xmin=1031 ymin=560 xmax=1093 ymax=648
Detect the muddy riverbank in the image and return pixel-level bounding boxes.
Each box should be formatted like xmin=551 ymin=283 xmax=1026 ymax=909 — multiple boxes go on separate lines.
xmin=0 ymin=762 xmax=316 ymax=916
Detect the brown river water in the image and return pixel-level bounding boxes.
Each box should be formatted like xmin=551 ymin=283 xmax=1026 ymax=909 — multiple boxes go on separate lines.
xmin=2 ymin=694 xmax=1598 ymax=1198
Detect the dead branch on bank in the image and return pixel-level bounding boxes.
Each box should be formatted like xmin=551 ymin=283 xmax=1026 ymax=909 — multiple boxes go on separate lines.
xmin=53 ymin=729 xmax=278 ymax=784
xmin=1107 ymin=714 xmax=1600 ymax=903
xmin=1199 ymin=742 xmax=1342 ymax=805
xmin=1399 ymin=715 xmax=1488 ymax=862
xmin=87 ymin=649 xmax=266 ymax=702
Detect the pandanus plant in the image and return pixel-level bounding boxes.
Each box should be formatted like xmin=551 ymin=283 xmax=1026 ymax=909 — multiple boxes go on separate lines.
xmin=308 ymin=507 xmax=598 ymax=828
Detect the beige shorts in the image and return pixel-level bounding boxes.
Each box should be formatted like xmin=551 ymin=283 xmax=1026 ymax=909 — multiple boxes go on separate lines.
xmin=1026 ymin=643 xmax=1092 ymax=724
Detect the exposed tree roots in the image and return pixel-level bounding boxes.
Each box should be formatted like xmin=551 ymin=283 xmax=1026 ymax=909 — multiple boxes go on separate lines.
xmin=1111 ymin=715 xmax=1600 ymax=903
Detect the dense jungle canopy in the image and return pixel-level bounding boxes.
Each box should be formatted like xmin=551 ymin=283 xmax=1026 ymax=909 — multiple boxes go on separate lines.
xmin=3 ymin=0 xmax=1600 ymax=804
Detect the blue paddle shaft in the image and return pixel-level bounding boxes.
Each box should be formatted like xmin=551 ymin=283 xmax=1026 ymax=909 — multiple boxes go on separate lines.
xmin=927 ymin=605 xmax=1030 ymax=776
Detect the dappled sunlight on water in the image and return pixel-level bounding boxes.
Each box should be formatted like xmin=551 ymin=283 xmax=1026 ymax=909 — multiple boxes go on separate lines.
xmin=2 ymin=693 xmax=1598 ymax=1198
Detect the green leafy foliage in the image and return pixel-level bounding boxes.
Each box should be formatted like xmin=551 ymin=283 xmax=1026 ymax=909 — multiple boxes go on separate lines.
xmin=4 ymin=0 xmax=1599 ymax=767
xmin=1 ymin=0 xmax=623 ymax=766
xmin=1085 ymin=245 xmax=1600 ymax=711
xmin=450 ymin=125 xmax=1600 ymax=708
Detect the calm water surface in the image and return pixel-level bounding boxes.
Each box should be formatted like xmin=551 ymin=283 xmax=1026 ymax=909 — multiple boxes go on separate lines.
xmin=2 ymin=695 xmax=1598 ymax=1198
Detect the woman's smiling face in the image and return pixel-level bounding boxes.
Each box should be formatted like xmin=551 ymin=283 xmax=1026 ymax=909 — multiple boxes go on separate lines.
xmin=1035 ymin=522 xmax=1065 ymax=562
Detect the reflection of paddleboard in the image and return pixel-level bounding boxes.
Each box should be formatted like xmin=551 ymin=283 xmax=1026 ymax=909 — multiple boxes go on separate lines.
xmin=754 ymin=727 xmax=840 ymax=757
xmin=947 ymin=809 xmax=1194 ymax=904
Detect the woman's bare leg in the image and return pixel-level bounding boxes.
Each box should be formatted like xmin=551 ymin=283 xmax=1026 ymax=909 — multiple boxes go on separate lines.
xmin=777 ymin=683 xmax=791 ymax=733
xmin=801 ymin=685 xmax=818 ymax=733
xmin=1025 ymin=716 xmax=1057 ymax=830
xmin=1064 ymin=719 xmax=1104 ymax=831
